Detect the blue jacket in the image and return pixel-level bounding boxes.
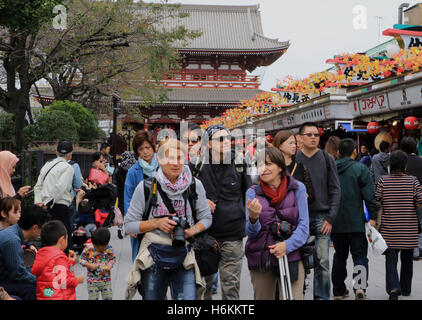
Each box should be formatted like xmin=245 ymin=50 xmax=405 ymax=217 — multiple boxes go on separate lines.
xmin=0 ymin=224 xmax=37 ymax=284
xmin=69 ymin=161 xmax=83 ymax=198
xmin=124 ymin=162 xmax=145 ymax=214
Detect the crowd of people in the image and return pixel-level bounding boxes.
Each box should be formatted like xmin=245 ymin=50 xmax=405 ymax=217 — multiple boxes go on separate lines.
xmin=0 ymin=121 xmax=422 ymax=301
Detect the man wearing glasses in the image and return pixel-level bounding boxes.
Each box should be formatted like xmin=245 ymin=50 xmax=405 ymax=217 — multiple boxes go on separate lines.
xmin=182 ymin=122 xmax=202 ymax=164
xmin=295 ymin=122 xmax=341 ymax=300
xmin=194 ymin=124 xmax=251 ymax=300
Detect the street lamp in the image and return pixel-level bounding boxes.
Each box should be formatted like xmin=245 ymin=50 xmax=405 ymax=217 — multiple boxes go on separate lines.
xmin=112 ymin=93 xmax=121 ymax=136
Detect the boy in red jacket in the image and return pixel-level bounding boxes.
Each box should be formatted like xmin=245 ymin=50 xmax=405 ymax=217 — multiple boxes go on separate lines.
xmin=32 ymin=221 xmax=84 ymax=300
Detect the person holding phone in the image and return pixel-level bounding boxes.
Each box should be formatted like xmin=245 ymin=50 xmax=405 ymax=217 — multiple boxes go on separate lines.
xmin=0 ymin=151 xmax=31 ymax=200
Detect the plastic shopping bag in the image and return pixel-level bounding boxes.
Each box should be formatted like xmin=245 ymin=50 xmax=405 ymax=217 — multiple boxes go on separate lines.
xmin=365 ymin=223 xmax=387 ymax=256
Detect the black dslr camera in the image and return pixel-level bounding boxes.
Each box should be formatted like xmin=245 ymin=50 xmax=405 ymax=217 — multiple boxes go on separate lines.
xmin=270 ymin=220 xmax=292 ymax=242
xmin=169 ymin=216 xmax=189 ymax=247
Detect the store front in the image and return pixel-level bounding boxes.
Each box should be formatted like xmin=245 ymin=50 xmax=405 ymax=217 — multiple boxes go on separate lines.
xmin=348 ymin=71 xmax=422 ymax=152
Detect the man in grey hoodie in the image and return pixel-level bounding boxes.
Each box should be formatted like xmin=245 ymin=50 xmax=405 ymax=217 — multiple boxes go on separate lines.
xmin=370 ymin=141 xmax=391 ymax=185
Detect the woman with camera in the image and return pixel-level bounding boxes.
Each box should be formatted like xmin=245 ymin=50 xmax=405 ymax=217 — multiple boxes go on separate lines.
xmin=124 ymin=139 xmax=212 ymax=300
xmin=245 ymin=147 xmax=309 ymax=300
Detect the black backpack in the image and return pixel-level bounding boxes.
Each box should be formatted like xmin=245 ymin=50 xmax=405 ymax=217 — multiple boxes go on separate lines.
xmin=140 ymin=177 xmax=221 ymax=277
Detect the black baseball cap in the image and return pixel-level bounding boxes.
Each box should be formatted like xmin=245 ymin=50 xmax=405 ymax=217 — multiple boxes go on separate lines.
xmin=57 ymin=140 xmax=73 ymax=155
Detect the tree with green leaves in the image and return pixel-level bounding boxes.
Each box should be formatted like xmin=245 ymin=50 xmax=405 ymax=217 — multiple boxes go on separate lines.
xmin=0 ymin=0 xmax=200 ymax=151
xmin=47 ymin=100 xmax=102 ymax=141
xmin=23 ymin=109 xmax=79 ymax=142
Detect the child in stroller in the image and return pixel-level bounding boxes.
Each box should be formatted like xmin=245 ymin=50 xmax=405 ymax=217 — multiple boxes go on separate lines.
xmin=72 ymin=184 xmax=118 ymax=255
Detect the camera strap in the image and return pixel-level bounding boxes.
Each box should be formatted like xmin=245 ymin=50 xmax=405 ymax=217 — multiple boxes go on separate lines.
xmin=156 ymin=183 xmax=188 ymax=218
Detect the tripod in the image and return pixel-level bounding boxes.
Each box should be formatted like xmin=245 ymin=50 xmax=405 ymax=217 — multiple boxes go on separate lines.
xmin=278 ymin=249 xmax=293 ymax=300
xmin=272 ymin=220 xmax=294 ymax=300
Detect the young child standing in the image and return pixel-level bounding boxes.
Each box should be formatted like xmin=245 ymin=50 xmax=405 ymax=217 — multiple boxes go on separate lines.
xmin=79 ymin=227 xmax=116 ymax=300
xmin=0 ymin=197 xmax=21 ymax=230
xmin=32 ymin=220 xmax=84 ymax=300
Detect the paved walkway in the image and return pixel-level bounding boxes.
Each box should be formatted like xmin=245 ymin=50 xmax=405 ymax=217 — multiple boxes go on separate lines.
xmin=75 ymin=226 xmax=422 ymax=300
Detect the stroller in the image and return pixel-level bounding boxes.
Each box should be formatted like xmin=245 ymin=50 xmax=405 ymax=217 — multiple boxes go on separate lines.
xmin=71 ymin=183 xmax=118 ymax=254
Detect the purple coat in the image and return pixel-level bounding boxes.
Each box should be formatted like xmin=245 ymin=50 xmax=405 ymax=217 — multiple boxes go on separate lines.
xmin=245 ymin=176 xmax=301 ymax=271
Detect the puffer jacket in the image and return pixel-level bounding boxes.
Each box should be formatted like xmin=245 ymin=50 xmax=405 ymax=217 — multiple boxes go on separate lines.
xmin=31 ymin=246 xmax=79 ymax=300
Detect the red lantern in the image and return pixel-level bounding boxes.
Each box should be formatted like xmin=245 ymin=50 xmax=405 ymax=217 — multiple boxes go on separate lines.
xmin=367 ymin=122 xmax=380 ymax=134
xmin=404 ymin=117 xmax=419 ymax=130
xmin=318 ymin=128 xmax=324 ymax=136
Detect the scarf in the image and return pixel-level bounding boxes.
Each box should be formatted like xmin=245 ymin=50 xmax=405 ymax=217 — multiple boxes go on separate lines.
xmin=139 ymin=153 xmax=158 ymax=178
xmin=156 ymin=165 xmax=192 ymax=195
xmin=0 ymin=151 xmax=19 ymax=197
xmin=259 ymin=176 xmax=288 ymax=208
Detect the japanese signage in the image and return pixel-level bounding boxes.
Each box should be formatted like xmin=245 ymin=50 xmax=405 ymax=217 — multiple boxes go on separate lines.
xmin=272 ymin=118 xmax=284 ymax=130
xmin=358 ymin=93 xmax=390 ymax=115
xmin=388 ymin=84 xmax=422 ymax=110
xmin=382 ymin=28 xmax=422 ymax=50
xmin=280 ymin=91 xmax=312 ymax=105
xmin=298 ymin=107 xmax=325 ymax=123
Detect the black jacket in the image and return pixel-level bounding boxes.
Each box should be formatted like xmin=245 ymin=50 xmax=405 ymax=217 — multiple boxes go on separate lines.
xmin=112 ymin=166 xmax=128 ymax=213
xmin=406 ymin=154 xmax=422 ymax=185
xmin=191 ymin=157 xmax=252 ymax=242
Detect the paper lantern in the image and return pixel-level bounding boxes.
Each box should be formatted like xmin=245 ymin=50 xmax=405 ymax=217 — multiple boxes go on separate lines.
xmin=404 ymin=117 xmax=419 ymax=130
xmin=367 ymin=122 xmax=380 ymax=134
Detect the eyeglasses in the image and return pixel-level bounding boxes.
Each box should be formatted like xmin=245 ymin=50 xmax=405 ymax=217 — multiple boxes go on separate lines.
xmin=302 ymin=133 xmax=320 ymax=138
xmin=212 ymin=135 xmax=231 ymax=143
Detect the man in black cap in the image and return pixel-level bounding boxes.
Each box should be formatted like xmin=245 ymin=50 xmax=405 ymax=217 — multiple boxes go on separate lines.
xmin=34 ymin=139 xmax=75 ymax=252
xmin=192 ymin=125 xmax=251 ymax=300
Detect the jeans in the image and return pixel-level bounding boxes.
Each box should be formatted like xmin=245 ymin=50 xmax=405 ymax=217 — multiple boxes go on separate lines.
xmin=212 ymin=272 xmax=219 ymax=292
xmin=384 ymin=248 xmax=414 ymax=295
xmin=331 ymin=233 xmax=368 ymax=296
xmin=140 ymin=263 xmax=196 ymax=300
xmin=130 ymin=237 xmax=140 ymax=262
xmin=309 ymin=214 xmax=330 ymax=300
xmin=0 ymin=281 xmax=36 ymax=300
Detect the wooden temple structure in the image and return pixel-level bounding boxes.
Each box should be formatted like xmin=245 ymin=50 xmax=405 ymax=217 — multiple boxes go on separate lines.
xmin=33 ymin=4 xmax=290 ymax=136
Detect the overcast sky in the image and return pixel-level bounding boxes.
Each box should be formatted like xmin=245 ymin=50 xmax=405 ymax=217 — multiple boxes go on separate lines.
xmin=158 ymin=0 xmax=417 ymax=91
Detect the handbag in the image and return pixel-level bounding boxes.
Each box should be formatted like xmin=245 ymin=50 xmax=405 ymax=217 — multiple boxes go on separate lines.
xmin=192 ymin=232 xmax=221 ymax=277
xmin=148 ymin=243 xmax=189 ymax=270
xmin=88 ymin=168 xmax=109 ymax=186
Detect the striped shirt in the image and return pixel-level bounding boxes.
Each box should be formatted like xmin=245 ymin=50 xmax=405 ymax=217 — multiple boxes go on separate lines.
xmin=376 ymin=174 xmax=422 ymax=249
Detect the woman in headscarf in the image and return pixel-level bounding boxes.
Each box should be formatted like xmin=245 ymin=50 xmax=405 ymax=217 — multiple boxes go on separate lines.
xmin=0 ymin=151 xmax=31 ymax=200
